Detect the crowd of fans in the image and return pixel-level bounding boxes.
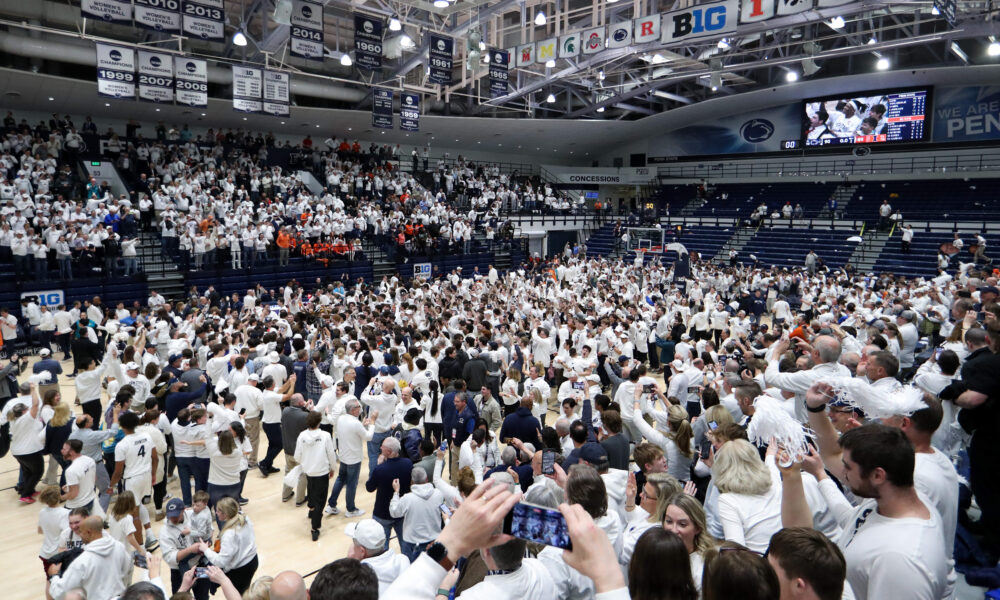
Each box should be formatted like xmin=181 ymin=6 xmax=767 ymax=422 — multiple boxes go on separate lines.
xmin=2 ymin=242 xmax=998 ymax=600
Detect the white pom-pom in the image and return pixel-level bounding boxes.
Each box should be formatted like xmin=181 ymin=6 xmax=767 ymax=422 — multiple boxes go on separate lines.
xmin=821 ymin=377 xmax=927 ymax=420
xmin=28 ymin=371 xmax=53 ymax=384
xmin=746 ymin=395 xmax=811 ymax=462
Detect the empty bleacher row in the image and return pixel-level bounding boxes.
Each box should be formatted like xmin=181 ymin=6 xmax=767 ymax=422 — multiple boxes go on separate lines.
xmin=740 ymin=226 xmax=857 ymax=270
xmin=842 ymin=179 xmax=1000 ymax=221
xmin=691 ymin=182 xmax=839 ymax=218
xmin=874 ymin=229 xmax=1000 ymax=279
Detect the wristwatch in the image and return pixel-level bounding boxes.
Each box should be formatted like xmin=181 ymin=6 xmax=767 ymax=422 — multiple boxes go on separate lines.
xmin=805 ymin=400 xmax=826 ymax=413
xmin=425 ymin=540 xmax=455 ymax=571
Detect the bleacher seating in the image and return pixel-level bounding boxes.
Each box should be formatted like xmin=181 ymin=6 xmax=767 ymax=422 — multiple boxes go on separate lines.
xmin=843 ymin=179 xmax=1000 ymax=221
xmin=873 ymin=230 xmax=1000 ymax=278
xmin=585 ymin=223 xmax=738 ymax=265
xmin=739 ymin=226 xmax=857 ymax=270
xmin=692 ymin=182 xmax=839 ymax=218
xmin=183 ymin=261 xmax=374 ymax=299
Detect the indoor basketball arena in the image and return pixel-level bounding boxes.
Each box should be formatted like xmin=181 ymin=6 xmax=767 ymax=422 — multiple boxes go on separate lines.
xmin=0 ymin=0 xmax=998 ymax=599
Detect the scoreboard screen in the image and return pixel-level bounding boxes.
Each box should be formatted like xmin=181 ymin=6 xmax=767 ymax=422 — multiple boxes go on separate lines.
xmin=802 ymin=88 xmax=930 ymax=147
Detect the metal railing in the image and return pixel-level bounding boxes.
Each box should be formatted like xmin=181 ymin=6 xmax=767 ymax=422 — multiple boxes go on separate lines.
xmin=656 ymin=152 xmax=1000 ymax=180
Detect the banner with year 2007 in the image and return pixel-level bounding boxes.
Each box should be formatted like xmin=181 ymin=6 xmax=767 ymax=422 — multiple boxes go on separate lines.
xmin=96 ymin=43 xmax=136 ymax=100
xmin=138 ymin=50 xmax=175 ymax=103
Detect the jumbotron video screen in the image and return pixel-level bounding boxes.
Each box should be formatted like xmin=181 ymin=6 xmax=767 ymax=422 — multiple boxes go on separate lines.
xmin=803 ymin=88 xmax=930 ymax=146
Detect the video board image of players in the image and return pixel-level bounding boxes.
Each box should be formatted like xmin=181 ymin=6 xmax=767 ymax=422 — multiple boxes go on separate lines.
xmin=805 ymin=95 xmax=888 ymax=143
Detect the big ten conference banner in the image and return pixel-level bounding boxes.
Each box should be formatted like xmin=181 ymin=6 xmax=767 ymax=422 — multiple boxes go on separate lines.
xmin=372 ymin=88 xmax=394 ymax=129
xmin=174 ymin=57 xmax=208 ymax=107
xmin=138 ymin=50 xmax=174 ymax=103
xmin=354 ymin=14 xmax=384 ymax=70
xmin=505 ymin=0 xmax=862 ymax=75
xmin=488 ymin=49 xmax=509 ymax=98
xmin=400 ymin=93 xmax=420 ymax=132
xmin=429 ymin=35 xmax=454 ymax=85
xmin=96 ymin=44 xmax=136 ymax=100
xmin=182 ymin=0 xmax=224 ymax=40
xmin=263 ymin=70 xmax=291 ymax=117
xmin=135 ymin=0 xmax=181 ymax=33
xmin=933 ymin=86 xmax=1000 ymax=143
xmin=290 ymin=0 xmax=324 ymax=60
xmin=81 ymin=0 xmax=131 ymax=23
xmin=232 ymin=66 xmax=263 ymax=113
xmin=648 ymin=102 xmax=800 ymax=157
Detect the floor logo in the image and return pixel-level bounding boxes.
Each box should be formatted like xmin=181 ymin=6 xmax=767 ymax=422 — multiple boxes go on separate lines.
xmin=740 ymin=118 xmax=774 ymax=143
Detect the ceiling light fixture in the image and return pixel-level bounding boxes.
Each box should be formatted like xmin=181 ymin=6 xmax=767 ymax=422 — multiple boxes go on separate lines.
xmin=534 ymin=11 xmax=546 ymax=26
xmin=400 ymin=33 xmax=415 ymax=49
xmin=48 ymin=96 xmax=54 ymax=101
xmin=931 ymin=5 xmax=940 ymax=15
xmin=341 ymin=52 xmax=353 ymax=66
xmin=546 ymin=93 xmax=556 ymax=103
xmin=597 ymin=69 xmax=605 ymax=80
xmin=876 ymin=57 xmax=890 ymax=70
xmin=827 ymin=16 xmax=845 ymax=29
xmin=785 ymin=70 xmax=798 ymax=82
xmin=988 ymin=39 xmax=1000 ymax=57
xmin=596 ymin=107 xmax=605 ymax=112
xmin=233 ymin=30 xmax=248 ymax=46
xmin=545 ymin=59 xmax=555 ymax=68
xmin=388 ymin=16 xmax=401 ymax=31
xmin=433 ymin=0 xmax=448 ymax=8
xmin=867 ymin=36 xmax=877 ymax=45
xmin=717 ymin=38 xmax=730 ymax=50
xmin=802 ymin=41 xmax=820 ymax=76
xmin=950 ymin=41 xmax=969 ymax=63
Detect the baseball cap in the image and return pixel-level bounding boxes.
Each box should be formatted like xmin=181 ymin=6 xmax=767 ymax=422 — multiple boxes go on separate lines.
xmin=168 ymin=354 xmax=181 ymax=363
xmin=979 ymin=286 xmax=1000 ymax=296
xmin=348 ymin=519 xmax=386 ymax=550
xmin=578 ymin=442 xmax=609 ymax=469
xmin=617 ymin=355 xmax=630 ymax=364
xmin=166 ymin=498 xmax=185 ymax=518
xmin=125 ymin=362 xmax=140 ymax=371
xmin=268 ymin=351 xmax=280 ymax=364
xmin=670 ymin=359 xmax=685 ymax=371
xmin=39 ymin=348 xmax=51 ymax=357
xmin=248 ymin=373 xmax=260 ymax=382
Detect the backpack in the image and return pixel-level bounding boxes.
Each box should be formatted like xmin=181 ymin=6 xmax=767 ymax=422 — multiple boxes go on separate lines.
xmin=392 ymin=426 xmax=423 ymax=463
xmin=0 ymin=421 xmax=10 ymax=458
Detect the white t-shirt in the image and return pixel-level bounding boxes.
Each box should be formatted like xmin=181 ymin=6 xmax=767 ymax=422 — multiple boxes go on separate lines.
xmin=38 ymin=506 xmax=70 ymax=558
xmin=64 ymin=455 xmax=98 ymax=509
xmin=914 ymin=450 xmax=959 ymax=560
xmin=114 ymin=431 xmax=154 ymax=480
xmin=106 ymin=513 xmax=137 ymax=547
xmin=260 ymin=390 xmax=284 ymax=424
xmin=837 ymin=499 xmax=950 ymax=600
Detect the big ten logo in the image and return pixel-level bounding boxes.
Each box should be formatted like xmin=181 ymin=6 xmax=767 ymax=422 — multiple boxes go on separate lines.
xmin=671 ymin=3 xmax=729 ymax=38
xmin=22 ymin=290 xmax=64 ymax=308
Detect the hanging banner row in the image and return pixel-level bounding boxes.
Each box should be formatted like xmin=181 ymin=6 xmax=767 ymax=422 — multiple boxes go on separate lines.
xmin=83 ymin=0 xmax=224 ymax=40
xmin=233 ymin=67 xmax=291 ymax=116
xmin=372 ymin=88 xmax=420 ymax=131
xmin=96 ymin=43 xmax=208 ymax=108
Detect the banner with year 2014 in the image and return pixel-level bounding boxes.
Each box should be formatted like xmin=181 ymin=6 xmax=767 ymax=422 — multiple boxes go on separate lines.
xmin=400 ymin=93 xmax=419 ymax=132
xmin=233 ymin=66 xmax=263 ymax=113
xmin=96 ymin=43 xmax=136 ymax=100
xmin=138 ymin=50 xmax=175 ymax=103
xmin=182 ymin=0 xmax=224 ymax=40
xmin=174 ymin=56 xmax=208 ymax=107
xmin=135 ymin=0 xmax=181 ymax=32
xmin=81 ymin=0 xmax=132 ymax=23
xmin=290 ymin=0 xmax=324 ymax=60
xmin=263 ymin=70 xmax=291 ymax=117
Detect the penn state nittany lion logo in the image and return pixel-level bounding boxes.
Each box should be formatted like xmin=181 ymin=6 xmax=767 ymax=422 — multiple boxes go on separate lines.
xmin=740 ymin=119 xmax=774 ymax=143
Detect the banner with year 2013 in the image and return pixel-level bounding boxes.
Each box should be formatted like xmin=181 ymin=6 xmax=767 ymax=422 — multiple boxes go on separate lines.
xmin=182 ymin=0 xmax=225 ymax=40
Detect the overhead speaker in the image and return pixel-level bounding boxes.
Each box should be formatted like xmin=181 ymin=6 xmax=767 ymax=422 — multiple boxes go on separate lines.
xmin=273 ymin=0 xmax=292 ymax=25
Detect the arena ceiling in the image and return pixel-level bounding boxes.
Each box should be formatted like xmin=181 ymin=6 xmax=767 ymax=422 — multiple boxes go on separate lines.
xmin=0 ymin=0 xmax=997 ymax=123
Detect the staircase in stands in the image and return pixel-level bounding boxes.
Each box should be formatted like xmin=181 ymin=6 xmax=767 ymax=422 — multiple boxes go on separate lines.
xmin=713 ymin=227 xmax=756 ymax=265
xmin=818 ymin=183 xmax=859 ymax=219
xmin=848 ymin=229 xmax=891 ymax=274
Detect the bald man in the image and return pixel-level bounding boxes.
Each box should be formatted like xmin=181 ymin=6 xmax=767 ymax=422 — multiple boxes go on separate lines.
xmin=48 ymin=516 xmax=132 ymax=600
xmin=763 ymin=334 xmax=852 ymax=422
xmin=270 ymin=570 xmax=308 ymax=600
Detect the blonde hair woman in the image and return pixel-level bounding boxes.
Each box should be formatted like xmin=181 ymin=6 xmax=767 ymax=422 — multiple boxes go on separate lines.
xmin=711 ymin=439 xmax=782 ymax=553
xmin=621 ymin=472 xmax=686 ymax=564
xmin=500 ymin=366 xmax=522 ymax=417
xmin=631 ymin=401 xmax=696 ymax=482
xmin=663 ymin=493 xmax=717 ymax=594
xmin=197 ymin=496 xmax=259 ymax=594
xmin=43 ymin=401 xmax=74 ymax=485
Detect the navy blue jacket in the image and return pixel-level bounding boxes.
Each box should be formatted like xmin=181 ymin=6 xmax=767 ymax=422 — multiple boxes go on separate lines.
xmin=165 ymin=383 xmax=207 ymax=422
xmin=498 ymin=407 xmax=542 ymax=449
xmin=365 ymin=456 xmax=413 ymax=519
xmin=453 ymin=407 xmax=476 ymax=446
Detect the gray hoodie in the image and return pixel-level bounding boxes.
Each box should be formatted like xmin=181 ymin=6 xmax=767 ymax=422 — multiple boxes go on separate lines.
xmin=48 ymin=534 xmax=132 ymax=600
xmin=389 ymin=481 xmax=445 ymax=544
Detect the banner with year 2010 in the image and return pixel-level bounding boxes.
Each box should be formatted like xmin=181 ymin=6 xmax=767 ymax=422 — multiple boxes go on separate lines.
xmin=135 ymin=0 xmax=181 ymax=32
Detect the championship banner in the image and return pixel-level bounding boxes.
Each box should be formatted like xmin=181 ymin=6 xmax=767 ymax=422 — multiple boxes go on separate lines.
xmin=232 ymin=66 xmax=263 ymax=113
xmin=182 ymin=0 xmax=225 ymax=41
xmin=138 ymin=51 xmax=174 ymax=103
xmin=354 ymin=14 xmax=384 ymax=71
xmin=488 ymin=49 xmax=509 ymax=98
xmin=559 ymin=33 xmax=580 ymax=58
xmin=96 ymin=44 xmax=136 ymax=100
xmin=372 ymin=88 xmax=394 ymax=129
xmin=174 ymin=57 xmax=208 ymax=107
xmin=776 ymin=0 xmax=813 ymax=16
xmin=607 ymin=22 xmax=633 ymax=48
xmin=428 ymin=35 xmax=454 ymax=84
xmin=81 ymin=0 xmax=132 ymax=23
xmin=400 ymin=93 xmax=419 ymax=132
xmin=263 ymin=70 xmax=291 ymax=117
xmin=290 ymin=0 xmax=324 ymax=60
xmin=661 ymin=0 xmax=738 ymax=45
xmin=135 ymin=0 xmax=181 ymax=32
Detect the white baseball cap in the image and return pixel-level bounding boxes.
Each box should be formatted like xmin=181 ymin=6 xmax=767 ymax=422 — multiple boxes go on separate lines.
xmin=39 ymin=348 xmax=51 ymax=357
xmin=347 ymin=519 xmax=385 ymax=550
xmin=268 ymin=351 xmax=280 ymax=364
xmin=125 ymin=362 xmax=140 ymax=371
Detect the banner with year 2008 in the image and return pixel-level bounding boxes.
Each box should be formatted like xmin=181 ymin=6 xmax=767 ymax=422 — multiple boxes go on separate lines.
xmin=182 ymin=0 xmax=224 ymax=41
xmin=174 ymin=56 xmax=208 ymax=107
xmin=138 ymin=50 xmax=175 ymax=103
xmin=96 ymin=43 xmax=136 ymax=100
xmin=135 ymin=0 xmax=181 ymax=33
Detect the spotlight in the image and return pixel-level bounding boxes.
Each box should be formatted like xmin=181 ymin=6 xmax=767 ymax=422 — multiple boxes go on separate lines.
xmin=785 ymin=70 xmax=798 ymax=82
xmin=867 ymin=36 xmax=877 ymax=45
xmin=233 ymin=30 xmax=248 ymax=46
xmin=400 ymin=33 xmax=415 ymax=49
xmin=989 ymin=41 xmax=1000 ymax=57
xmin=931 ymin=5 xmax=940 ymax=14
xmin=340 ymin=52 xmax=353 ymax=67
xmin=545 ymin=59 xmax=555 ymax=68
xmin=433 ymin=0 xmax=448 ymax=7
xmin=546 ymin=93 xmax=556 ymax=103
xmin=876 ymin=57 xmax=890 ymax=70
xmin=717 ymin=38 xmax=730 ymax=50
xmin=534 ymin=11 xmax=546 ymax=26
xmin=388 ymin=16 xmax=401 ymax=31
xmin=828 ymin=16 xmax=845 ymax=29
xmin=596 ymin=106 xmax=605 ymax=112
xmin=597 ymin=69 xmax=605 ymax=80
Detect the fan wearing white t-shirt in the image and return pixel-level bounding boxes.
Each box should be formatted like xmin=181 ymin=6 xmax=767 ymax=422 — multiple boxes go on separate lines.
xmin=107 ymin=411 xmax=158 ymax=505
xmin=786 ymin=388 xmax=951 ymax=600
xmin=61 ymin=439 xmax=99 ymax=513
